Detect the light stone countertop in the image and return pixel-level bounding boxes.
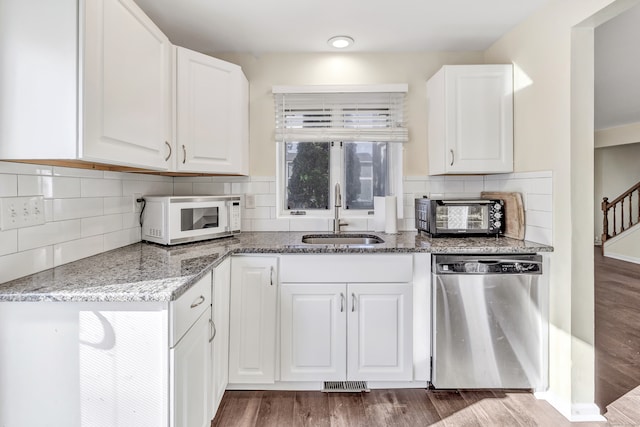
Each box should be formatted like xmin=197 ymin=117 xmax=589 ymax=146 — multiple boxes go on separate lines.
xmin=0 ymin=231 xmax=552 ymax=303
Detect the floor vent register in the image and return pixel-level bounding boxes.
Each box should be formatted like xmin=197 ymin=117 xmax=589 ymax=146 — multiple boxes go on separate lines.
xmin=322 ymin=381 xmax=370 ymax=393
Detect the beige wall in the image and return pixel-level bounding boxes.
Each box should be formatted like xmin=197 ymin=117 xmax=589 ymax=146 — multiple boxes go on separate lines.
xmin=485 ymin=0 xmax=637 ymax=416
xmin=215 ymin=52 xmax=483 ymax=177
xmin=594 ymin=142 xmax=640 ymax=242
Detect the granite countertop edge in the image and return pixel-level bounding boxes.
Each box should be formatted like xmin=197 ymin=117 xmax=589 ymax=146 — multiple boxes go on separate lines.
xmin=0 ymin=231 xmax=553 ymax=303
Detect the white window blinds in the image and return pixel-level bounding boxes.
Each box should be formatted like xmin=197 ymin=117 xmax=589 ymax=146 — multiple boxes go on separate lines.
xmin=273 ymin=85 xmax=408 ymax=143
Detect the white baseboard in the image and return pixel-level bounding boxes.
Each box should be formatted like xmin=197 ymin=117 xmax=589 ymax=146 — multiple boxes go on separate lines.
xmin=226 ymin=381 xmax=429 ymax=391
xmin=535 ymin=391 xmax=606 ymax=422
xmin=603 ymin=251 xmax=640 ymax=265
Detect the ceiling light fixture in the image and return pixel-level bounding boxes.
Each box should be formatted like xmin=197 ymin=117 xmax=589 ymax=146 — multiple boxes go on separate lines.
xmin=328 ymin=36 xmax=354 ymax=49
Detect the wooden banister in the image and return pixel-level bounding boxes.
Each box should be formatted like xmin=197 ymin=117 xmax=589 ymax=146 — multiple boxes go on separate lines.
xmin=602 ymin=181 xmax=640 ymax=244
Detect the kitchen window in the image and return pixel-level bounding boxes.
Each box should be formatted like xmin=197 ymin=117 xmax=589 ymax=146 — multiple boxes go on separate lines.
xmin=274 ymin=85 xmax=407 ymax=218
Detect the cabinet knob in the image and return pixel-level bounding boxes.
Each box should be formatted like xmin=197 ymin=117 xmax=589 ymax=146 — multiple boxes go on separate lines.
xmin=164 ymin=141 xmax=172 ymax=161
xmin=190 ymin=295 xmax=205 ymax=308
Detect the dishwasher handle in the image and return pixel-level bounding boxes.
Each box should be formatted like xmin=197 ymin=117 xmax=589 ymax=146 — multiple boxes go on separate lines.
xmin=434 ymin=255 xmax=542 ymax=275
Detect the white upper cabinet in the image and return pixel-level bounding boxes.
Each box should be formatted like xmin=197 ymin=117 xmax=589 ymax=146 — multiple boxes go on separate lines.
xmin=427 ymin=64 xmax=513 ymax=175
xmin=175 ymin=47 xmax=249 ymax=175
xmin=0 ymin=0 xmax=173 ymax=170
xmin=83 ymin=0 xmax=173 ymax=169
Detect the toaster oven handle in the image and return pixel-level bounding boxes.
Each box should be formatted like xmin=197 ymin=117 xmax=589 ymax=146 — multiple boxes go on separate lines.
xmin=450 ymin=149 xmax=454 ymax=166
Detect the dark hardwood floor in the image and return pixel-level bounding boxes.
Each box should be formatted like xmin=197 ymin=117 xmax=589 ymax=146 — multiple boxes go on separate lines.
xmin=210 ymin=248 xmax=640 ymax=426
xmin=212 ymin=389 xmax=594 ymax=427
xmin=595 ymin=247 xmax=640 ymax=414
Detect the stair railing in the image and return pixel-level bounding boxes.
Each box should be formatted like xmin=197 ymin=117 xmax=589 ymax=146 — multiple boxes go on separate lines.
xmin=602 ymin=181 xmax=640 ymax=244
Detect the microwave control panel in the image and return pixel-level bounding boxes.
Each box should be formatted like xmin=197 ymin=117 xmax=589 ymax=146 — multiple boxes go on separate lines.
xmin=229 ymin=201 xmax=241 ymax=233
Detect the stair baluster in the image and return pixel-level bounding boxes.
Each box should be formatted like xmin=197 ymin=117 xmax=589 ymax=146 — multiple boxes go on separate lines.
xmin=602 ymin=181 xmax=640 ymax=245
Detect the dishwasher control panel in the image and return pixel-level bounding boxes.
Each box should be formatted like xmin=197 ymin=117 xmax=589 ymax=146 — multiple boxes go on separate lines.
xmin=434 ymin=255 xmax=542 ymax=274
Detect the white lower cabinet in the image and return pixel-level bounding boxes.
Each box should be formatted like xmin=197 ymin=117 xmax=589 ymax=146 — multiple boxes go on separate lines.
xmin=229 ymin=256 xmax=278 ymax=384
xmin=172 ymin=311 xmax=211 ymax=427
xmin=209 ymin=257 xmax=231 ymax=419
xmin=280 ymin=282 xmax=412 ymax=382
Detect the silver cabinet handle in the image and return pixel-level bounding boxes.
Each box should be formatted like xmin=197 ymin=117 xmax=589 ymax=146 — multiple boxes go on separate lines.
xmin=269 ymin=266 xmax=274 ymax=286
xmin=351 ymin=293 xmax=356 ymax=312
xmin=450 ymin=149 xmax=455 ymax=166
xmin=340 ymin=293 xmax=345 ymax=312
xmin=190 ymin=295 xmax=205 ymax=308
xmin=209 ymin=319 xmax=216 ymax=343
xmin=182 ymin=145 xmax=187 ymax=164
xmin=164 ymin=141 xmax=172 ymax=161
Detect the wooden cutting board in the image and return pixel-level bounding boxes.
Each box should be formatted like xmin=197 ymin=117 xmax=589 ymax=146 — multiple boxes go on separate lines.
xmin=481 ymin=191 xmax=525 ymax=240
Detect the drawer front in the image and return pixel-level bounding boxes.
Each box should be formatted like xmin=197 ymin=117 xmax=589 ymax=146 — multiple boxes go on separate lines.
xmin=280 ymin=254 xmax=413 ymax=283
xmin=170 ymin=271 xmax=212 ymax=347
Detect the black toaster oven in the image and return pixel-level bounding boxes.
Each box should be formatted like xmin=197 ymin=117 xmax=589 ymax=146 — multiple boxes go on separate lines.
xmin=415 ymin=197 xmax=504 ymax=237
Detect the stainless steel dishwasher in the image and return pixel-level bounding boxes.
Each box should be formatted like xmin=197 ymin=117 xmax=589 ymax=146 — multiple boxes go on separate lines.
xmin=431 ymin=254 xmax=546 ymax=390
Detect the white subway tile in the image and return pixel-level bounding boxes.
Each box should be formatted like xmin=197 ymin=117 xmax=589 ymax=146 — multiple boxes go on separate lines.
xmin=44 ymin=199 xmax=54 ymax=222
xmin=122 ymin=213 xmax=140 ymax=229
xmin=527 ymin=194 xmax=553 ymax=212
xmin=52 ymin=177 xmax=81 ymax=198
xmin=54 ymin=235 xmax=104 ymax=266
xmin=399 ymin=218 xmax=417 ymax=231
xmin=247 ymin=182 xmax=271 ymax=194
xmin=252 ymin=219 xmax=290 ymax=232
xmin=526 ymin=178 xmax=553 ymax=195
xmin=104 ymin=197 xmax=131 ymax=215
xmin=122 ymin=180 xmax=173 ymax=197
xmin=173 ymin=182 xmax=193 ymax=196
xmin=0 ymin=230 xmax=18 ymax=256
xmin=81 ymin=214 xmax=123 ymax=238
xmin=104 ymin=228 xmax=140 ymax=252
xmin=340 ymin=219 xmax=368 ymax=232
xmin=53 ymin=198 xmax=103 ymax=221
xmin=289 ymin=218 xmax=330 ymax=232
xmin=231 ymin=182 xmax=247 ymax=194
xmin=0 ymin=161 xmax=52 ymax=176
xmin=174 ymin=176 xmax=213 ymax=183
xmin=81 ymin=178 xmax=122 ymax=197
xmin=102 ymin=171 xmax=125 ymax=180
xmin=242 ymin=207 xmax=271 ymax=219
xmin=255 ymin=194 xmax=276 ymax=207
xmin=53 ymin=166 xmax=103 ymax=178
xmin=0 ymin=174 xmax=18 ymax=197
xmin=269 ymin=182 xmax=278 ymax=194
xmin=18 ymin=175 xmax=52 ymax=197
xmin=18 ymin=219 xmax=81 ymax=251
xmin=192 ymin=182 xmax=227 ymax=195
xmin=442 ymin=179 xmax=464 ymax=193
xmin=464 ymin=179 xmax=485 ymax=193
xmin=525 ymin=210 xmax=553 ymax=229
xmin=240 ymin=219 xmax=253 ymax=232
xmin=525 ymin=225 xmax=552 ymax=246
xmin=0 ymin=246 xmax=53 ymax=284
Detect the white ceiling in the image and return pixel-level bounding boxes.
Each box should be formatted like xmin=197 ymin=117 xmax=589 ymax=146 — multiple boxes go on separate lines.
xmin=135 ymin=0 xmax=551 ymax=54
xmin=595 ymin=2 xmax=640 ymax=131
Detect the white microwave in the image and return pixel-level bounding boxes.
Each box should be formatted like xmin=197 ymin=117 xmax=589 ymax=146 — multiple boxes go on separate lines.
xmin=142 ymin=195 xmax=241 ymax=245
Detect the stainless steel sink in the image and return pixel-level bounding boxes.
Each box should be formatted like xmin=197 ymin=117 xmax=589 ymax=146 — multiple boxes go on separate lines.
xmin=301 ymin=234 xmax=385 ymax=245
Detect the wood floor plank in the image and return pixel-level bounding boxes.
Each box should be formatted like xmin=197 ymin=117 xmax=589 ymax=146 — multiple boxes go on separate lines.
xmin=253 ymin=390 xmax=295 ymax=427
xmin=459 ymin=390 xmax=522 ymax=426
xmin=361 ymin=389 xmax=440 ymax=427
xmin=293 ymin=391 xmax=331 ymax=427
xmin=427 ymin=390 xmax=480 ymax=426
xmin=211 ymin=390 xmax=263 ymax=427
xmin=498 ymin=391 xmax=574 ymax=427
xmin=327 ymin=393 xmax=367 ymax=427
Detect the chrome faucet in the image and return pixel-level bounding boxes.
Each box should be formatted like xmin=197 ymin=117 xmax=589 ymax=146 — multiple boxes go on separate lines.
xmin=333 ymin=183 xmax=348 ymax=233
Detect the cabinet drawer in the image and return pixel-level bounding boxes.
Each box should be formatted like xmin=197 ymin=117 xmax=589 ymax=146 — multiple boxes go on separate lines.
xmin=170 ymin=272 xmax=212 ymax=347
xmin=280 ymin=255 xmax=413 ymax=283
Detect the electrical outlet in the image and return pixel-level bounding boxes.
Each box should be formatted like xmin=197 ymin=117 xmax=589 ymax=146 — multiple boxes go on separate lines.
xmin=245 ymin=194 xmax=256 ymax=209
xmin=133 ymin=193 xmax=143 ymax=212
xmin=0 ymin=196 xmax=45 ymax=230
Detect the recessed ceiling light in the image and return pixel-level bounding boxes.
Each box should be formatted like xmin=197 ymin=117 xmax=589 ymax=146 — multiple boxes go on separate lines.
xmin=328 ymin=36 xmax=354 ymax=49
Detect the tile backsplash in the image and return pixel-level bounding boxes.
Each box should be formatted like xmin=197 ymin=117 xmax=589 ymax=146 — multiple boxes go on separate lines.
xmin=0 ymin=161 xmax=553 ymax=283
xmin=0 ymin=162 xmax=173 ymax=283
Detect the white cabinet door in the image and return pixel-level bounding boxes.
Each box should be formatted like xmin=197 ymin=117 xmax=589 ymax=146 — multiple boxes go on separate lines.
xmin=229 ymin=257 xmax=278 ymax=384
xmin=176 ymin=47 xmax=249 ymax=174
xmin=171 ymin=311 xmax=211 ymax=427
xmin=347 ymin=283 xmax=413 ymax=381
xmin=83 ymin=0 xmax=172 ymax=170
xmin=280 ymin=284 xmax=347 ymax=381
xmin=210 ymin=258 xmax=231 ymax=419
xmin=427 ymin=64 xmax=513 ymax=175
